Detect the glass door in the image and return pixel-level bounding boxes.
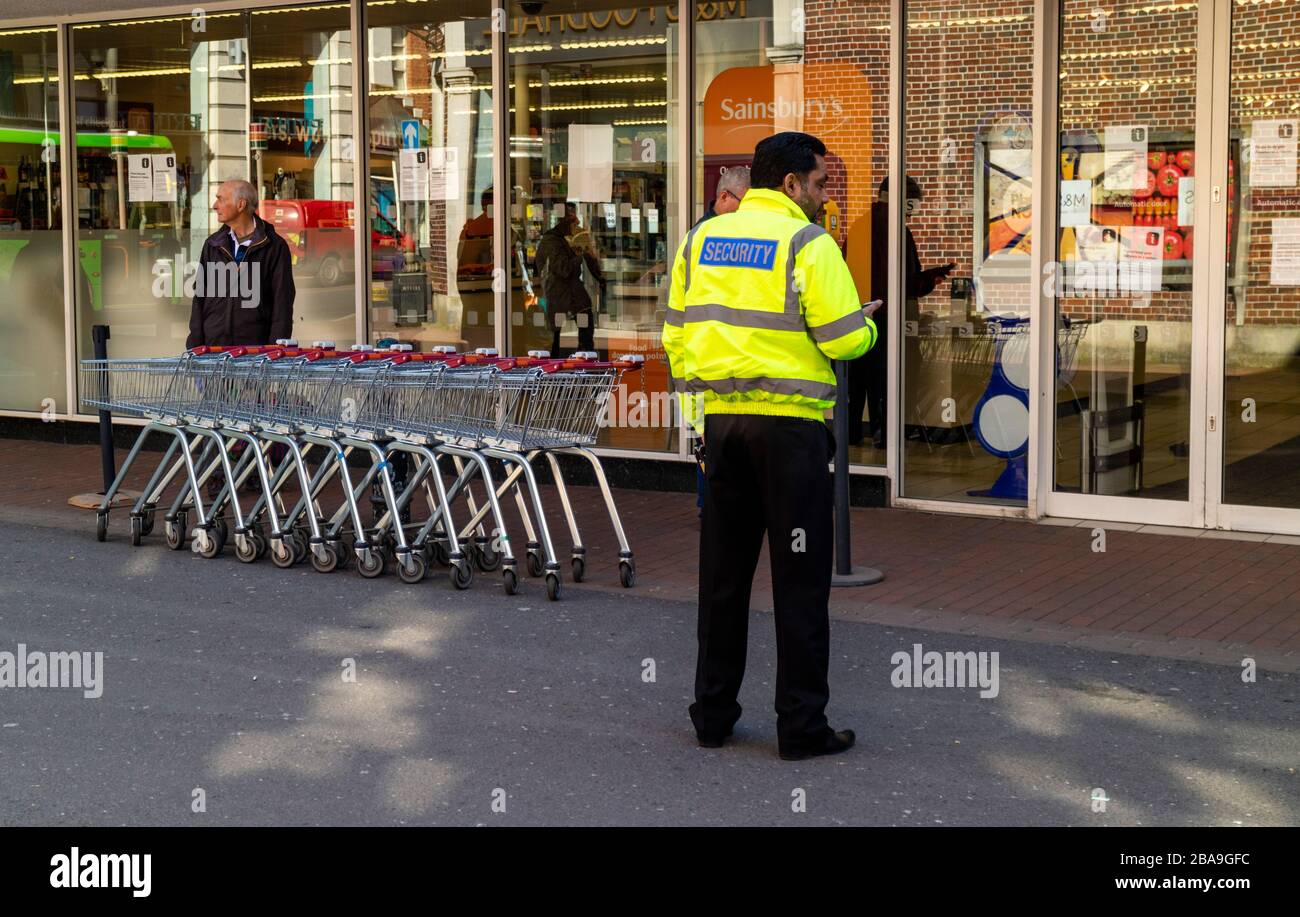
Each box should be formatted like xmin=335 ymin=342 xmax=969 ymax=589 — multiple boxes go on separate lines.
xmin=1207 ymin=0 xmax=1300 ymax=534
xmin=1047 ymin=0 xmax=1211 ymax=526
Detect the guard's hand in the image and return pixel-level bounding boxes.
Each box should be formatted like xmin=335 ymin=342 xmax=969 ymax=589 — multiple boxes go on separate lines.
xmin=862 ymin=299 xmax=884 ymax=318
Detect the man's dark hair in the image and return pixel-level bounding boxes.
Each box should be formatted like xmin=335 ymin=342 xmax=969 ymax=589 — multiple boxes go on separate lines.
xmin=750 ymin=132 xmax=827 ymax=190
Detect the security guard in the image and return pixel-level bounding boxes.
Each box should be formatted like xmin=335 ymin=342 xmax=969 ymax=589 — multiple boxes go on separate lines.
xmin=663 ymin=131 xmax=879 ymax=761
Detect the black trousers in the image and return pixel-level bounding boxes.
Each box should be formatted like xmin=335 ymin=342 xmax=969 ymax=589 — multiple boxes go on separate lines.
xmin=550 ymin=308 xmax=595 ymax=356
xmin=690 ymin=413 xmax=836 ymax=750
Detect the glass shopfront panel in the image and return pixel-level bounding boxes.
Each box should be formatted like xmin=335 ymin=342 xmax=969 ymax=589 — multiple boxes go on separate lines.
xmin=1053 ymin=0 xmax=1199 ymax=502
xmin=900 ymin=0 xmax=1036 ymax=504
xmin=505 ymin=1 xmax=680 ymax=453
xmin=71 ymin=12 xmax=250 ymax=368
xmin=0 ymin=26 xmax=65 ymax=413
xmin=366 ymin=0 xmax=495 ymax=351
xmin=69 ymin=5 xmax=357 ymax=394
xmin=1220 ymin=1 xmax=1300 ymax=510
xmin=697 ymin=0 xmax=891 ymax=467
xmin=251 ymin=3 xmax=357 ymax=346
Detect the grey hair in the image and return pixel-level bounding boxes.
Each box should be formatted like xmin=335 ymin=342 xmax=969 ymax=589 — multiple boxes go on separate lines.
xmin=225 ymin=179 xmax=259 ymax=213
xmin=716 ymin=165 xmax=751 ymax=198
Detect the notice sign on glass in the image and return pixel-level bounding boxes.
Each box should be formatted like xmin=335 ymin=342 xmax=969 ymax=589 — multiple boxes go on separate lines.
xmin=1119 ymin=225 xmax=1164 ymax=292
xmin=567 ymin=124 xmax=614 ymax=203
xmin=1271 ymin=218 xmax=1300 ymax=286
xmin=399 ymin=148 xmax=429 ymax=200
xmin=1104 ymin=125 xmax=1149 ymax=191
xmin=428 ymin=147 xmax=460 ymax=202
xmin=1059 ymin=179 xmax=1092 ymax=227
xmin=1250 ymin=119 xmax=1298 ymax=188
xmin=127 ymin=154 xmax=177 ymax=202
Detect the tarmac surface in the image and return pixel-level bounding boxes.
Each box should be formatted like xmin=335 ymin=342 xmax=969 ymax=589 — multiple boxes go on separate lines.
xmin=0 ymin=506 xmax=1296 ymax=826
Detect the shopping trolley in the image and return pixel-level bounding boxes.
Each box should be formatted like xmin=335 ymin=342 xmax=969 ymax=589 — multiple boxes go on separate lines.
xmin=462 ymin=350 xmax=645 ymax=596
xmin=357 ymin=353 xmax=524 ymax=591
xmin=82 ymin=347 xmax=276 ymax=552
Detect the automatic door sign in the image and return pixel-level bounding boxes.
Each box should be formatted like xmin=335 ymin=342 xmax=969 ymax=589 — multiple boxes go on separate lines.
xmin=1104 ymin=125 xmax=1149 ymax=191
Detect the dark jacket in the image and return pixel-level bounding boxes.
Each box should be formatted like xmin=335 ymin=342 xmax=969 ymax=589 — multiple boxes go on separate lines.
xmin=186 ymin=215 xmax=295 ymax=348
xmin=534 ymin=224 xmax=601 ymax=317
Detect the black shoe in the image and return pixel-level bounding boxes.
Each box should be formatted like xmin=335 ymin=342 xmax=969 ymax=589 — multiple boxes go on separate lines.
xmin=696 ymin=727 xmax=733 ymax=748
xmin=779 ymin=728 xmax=856 ymax=761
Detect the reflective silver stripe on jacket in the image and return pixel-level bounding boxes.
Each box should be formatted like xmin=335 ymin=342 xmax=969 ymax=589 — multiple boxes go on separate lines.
xmin=681 ymin=224 xmax=703 ymax=293
xmin=684 ymin=375 xmax=837 ymax=401
xmin=807 ymin=309 xmax=868 ymax=343
xmin=785 ymin=223 xmax=827 ymax=314
xmin=681 ymin=303 xmax=803 ymax=331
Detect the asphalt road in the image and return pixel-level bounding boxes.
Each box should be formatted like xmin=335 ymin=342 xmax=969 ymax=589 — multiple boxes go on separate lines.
xmin=0 ymin=508 xmax=1296 ymax=826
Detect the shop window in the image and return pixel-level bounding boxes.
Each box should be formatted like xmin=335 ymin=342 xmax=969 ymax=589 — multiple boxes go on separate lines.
xmin=507 ymin=1 xmax=681 ymax=453
xmin=365 ymin=1 xmax=495 ymax=351
xmin=697 ymin=0 xmax=891 ymax=466
xmin=0 ymin=27 xmax=65 ymax=413
xmin=251 ymin=3 xmax=357 ymax=344
xmin=900 ymin=0 xmax=1036 ymax=504
xmin=70 ymin=4 xmax=356 ymax=382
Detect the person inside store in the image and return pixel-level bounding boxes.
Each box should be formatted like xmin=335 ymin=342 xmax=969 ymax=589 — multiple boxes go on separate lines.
xmin=848 ymin=175 xmax=954 ymax=449
xmin=186 ymin=178 xmax=295 ymax=349
xmin=663 ymin=131 xmax=877 ymax=761
xmin=688 ymin=165 xmax=752 ymax=522
xmin=534 ymin=202 xmax=601 ymax=356
xmin=458 ymin=185 xmax=494 ymax=272
xmin=693 ymin=165 xmax=752 ymax=229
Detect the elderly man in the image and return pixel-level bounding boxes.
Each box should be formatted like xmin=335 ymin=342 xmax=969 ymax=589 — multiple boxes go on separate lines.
xmin=186 ymin=179 xmax=296 ymax=348
xmin=695 ymin=165 xmax=751 ymax=228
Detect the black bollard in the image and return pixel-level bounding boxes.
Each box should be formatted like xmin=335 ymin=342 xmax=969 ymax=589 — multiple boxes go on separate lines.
xmin=93 ymin=324 xmax=116 ymax=494
xmin=831 ymin=359 xmax=883 ymax=587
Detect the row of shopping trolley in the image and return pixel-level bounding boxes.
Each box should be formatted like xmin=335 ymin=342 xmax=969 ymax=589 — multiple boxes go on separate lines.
xmin=79 ymin=341 xmax=645 ymax=601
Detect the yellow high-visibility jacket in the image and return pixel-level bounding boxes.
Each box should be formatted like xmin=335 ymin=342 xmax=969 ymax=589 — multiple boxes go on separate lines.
xmin=663 ymin=188 xmax=877 ymax=430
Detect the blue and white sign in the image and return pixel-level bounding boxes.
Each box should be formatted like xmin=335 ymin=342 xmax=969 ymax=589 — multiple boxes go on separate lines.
xmin=401 ymin=120 xmax=420 ymax=150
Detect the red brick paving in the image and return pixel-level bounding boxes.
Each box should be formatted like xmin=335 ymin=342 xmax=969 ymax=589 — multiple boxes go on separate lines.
xmin=1 ymin=436 xmax=1297 ymax=672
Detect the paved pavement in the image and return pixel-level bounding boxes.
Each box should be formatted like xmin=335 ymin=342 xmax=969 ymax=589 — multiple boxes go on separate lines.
xmin=3 ymin=438 xmax=1299 ymax=672
xmin=0 ymin=505 xmax=1296 ymax=826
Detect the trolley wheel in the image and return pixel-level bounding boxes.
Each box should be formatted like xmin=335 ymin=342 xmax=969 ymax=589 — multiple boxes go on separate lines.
xmin=140 ymin=507 xmax=156 ymax=537
xmin=95 ymin=512 xmax=108 ymax=543
xmin=398 ymin=551 xmax=427 ymax=585
xmin=212 ymin=516 xmax=229 ymax=547
xmin=545 ymin=572 xmax=562 ymax=602
xmin=502 ymin=567 xmax=519 ymax=595
xmin=197 ymin=526 xmax=223 ymax=559
xmin=357 ymin=547 xmax=385 ymax=579
xmin=526 ymin=550 xmax=544 ymax=578
xmin=328 ymin=540 xmax=350 ymax=570
xmin=235 ymin=533 xmax=259 ymax=564
xmin=476 ymin=541 xmax=503 ymax=573
xmin=450 ymin=558 xmax=474 ymax=591
xmin=291 ymin=531 xmax=309 ymax=565
xmin=165 ymin=517 xmax=186 ymax=551
xmin=311 ymin=541 xmax=341 ymax=574
xmin=619 ymin=560 xmax=637 ymax=589
xmin=571 ymin=556 xmax=586 ymax=583
xmin=430 ymin=539 xmax=450 ymax=567
xmin=270 ymin=536 xmax=295 ymax=568
xmin=129 ymin=514 xmax=143 ymax=547
xmin=252 ymin=531 xmax=269 ymax=560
